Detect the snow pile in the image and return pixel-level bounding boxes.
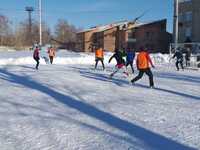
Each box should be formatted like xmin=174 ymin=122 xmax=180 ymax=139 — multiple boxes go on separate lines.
xmin=0 ymin=50 xmax=170 ymax=66
xmin=0 ymin=50 xmax=95 ymax=65
xmin=151 ymin=53 xmax=171 ymax=65
xmin=0 ymin=46 xmax=17 ymax=52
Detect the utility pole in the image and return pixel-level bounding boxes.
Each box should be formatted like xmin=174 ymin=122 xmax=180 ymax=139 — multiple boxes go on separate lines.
xmin=39 ymin=0 xmax=42 ymax=46
xmin=25 ymin=7 xmax=34 ymax=45
xmin=174 ymin=0 xmax=179 ymax=50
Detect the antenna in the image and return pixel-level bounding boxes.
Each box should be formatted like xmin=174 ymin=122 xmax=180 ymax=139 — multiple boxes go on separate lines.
xmin=130 ymin=9 xmax=151 ymax=24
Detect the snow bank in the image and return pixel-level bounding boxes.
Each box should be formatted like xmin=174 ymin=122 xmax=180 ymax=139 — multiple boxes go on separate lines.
xmin=151 ymin=53 xmax=171 ymax=65
xmin=0 ymin=46 xmax=17 ymax=52
xmin=0 ymin=50 xmax=170 ymax=66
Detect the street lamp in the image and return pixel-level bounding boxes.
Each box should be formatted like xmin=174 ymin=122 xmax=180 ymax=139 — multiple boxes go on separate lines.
xmin=174 ymin=0 xmax=179 ymax=50
xmin=25 ymin=7 xmax=34 ymax=45
xmin=39 ymin=0 xmax=42 ymax=46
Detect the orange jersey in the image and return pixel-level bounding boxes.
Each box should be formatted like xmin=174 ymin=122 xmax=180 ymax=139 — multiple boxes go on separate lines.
xmin=137 ymin=51 xmax=153 ymax=69
xmin=95 ymin=48 xmax=104 ymax=58
xmin=48 ymin=48 xmax=56 ymax=57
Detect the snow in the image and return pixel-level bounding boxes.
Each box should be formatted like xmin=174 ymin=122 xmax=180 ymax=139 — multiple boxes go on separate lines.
xmin=0 ymin=50 xmax=169 ymax=66
xmin=0 ymin=50 xmax=199 ymax=150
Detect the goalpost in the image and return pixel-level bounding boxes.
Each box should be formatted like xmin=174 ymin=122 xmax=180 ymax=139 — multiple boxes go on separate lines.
xmin=169 ymin=42 xmax=200 ymax=70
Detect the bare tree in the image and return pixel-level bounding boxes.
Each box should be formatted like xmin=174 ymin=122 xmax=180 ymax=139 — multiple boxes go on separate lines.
xmin=0 ymin=14 xmax=13 ymax=46
xmin=0 ymin=15 xmax=79 ymax=49
xmin=54 ymin=19 xmax=77 ymax=43
xmin=14 ymin=20 xmax=51 ymax=48
xmin=31 ymin=21 xmax=52 ymax=45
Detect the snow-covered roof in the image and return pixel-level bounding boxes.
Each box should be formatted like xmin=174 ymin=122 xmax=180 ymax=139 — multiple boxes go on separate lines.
xmin=77 ymin=19 xmax=166 ymax=34
xmin=77 ymin=27 xmax=98 ymax=33
xmin=133 ymin=19 xmax=166 ymax=28
xmin=95 ymin=20 xmax=129 ymax=32
xmin=77 ymin=20 xmax=129 ymax=33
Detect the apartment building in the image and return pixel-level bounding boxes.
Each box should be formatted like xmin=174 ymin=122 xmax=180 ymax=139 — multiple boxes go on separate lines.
xmin=176 ymin=0 xmax=200 ymax=42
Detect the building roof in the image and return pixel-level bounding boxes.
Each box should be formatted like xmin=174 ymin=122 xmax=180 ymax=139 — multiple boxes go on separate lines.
xmin=77 ymin=27 xmax=98 ymax=33
xmin=77 ymin=19 xmax=167 ymax=34
xmin=134 ymin=19 xmax=167 ymax=28
xmin=77 ymin=20 xmax=129 ymax=34
xmin=96 ymin=21 xmax=129 ymax=32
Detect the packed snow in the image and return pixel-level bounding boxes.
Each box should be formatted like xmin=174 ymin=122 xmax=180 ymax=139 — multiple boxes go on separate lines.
xmin=0 ymin=50 xmax=199 ymax=150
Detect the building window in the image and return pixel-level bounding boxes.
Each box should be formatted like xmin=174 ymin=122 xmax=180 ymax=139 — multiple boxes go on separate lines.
xmin=179 ymin=13 xmax=184 ymax=22
xmin=128 ymin=32 xmax=133 ymax=38
xmin=185 ymin=27 xmax=192 ymax=38
xmin=179 ymin=0 xmax=192 ymax=3
xmin=146 ymin=32 xmax=150 ymax=38
xmin=161 ymin=23 xmax=165 ymax=31
xmin=185 ymin=11 xmax=192 ymax=22
xmin=179 ymin=11 xmax=192 ymax=24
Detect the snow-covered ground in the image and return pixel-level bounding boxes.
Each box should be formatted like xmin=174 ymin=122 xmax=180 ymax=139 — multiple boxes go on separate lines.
xmin=0 ymin=50 xmax=170 ymax=66
xmin=0 ymin=50 xmax=199 ymax=150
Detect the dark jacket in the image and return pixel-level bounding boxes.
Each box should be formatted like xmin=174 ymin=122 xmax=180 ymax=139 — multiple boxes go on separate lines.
xmin=109 ymin=51 xmax=125 ymax=65
xmin=33 ymin=48 xmax=40 ymax=59
xmin=126 ymin=51 xmax=135 ymax=62
xmin=173 ymin=51 xmax=183 ymax=61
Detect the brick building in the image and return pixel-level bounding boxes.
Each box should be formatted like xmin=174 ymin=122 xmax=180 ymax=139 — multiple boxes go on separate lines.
xmin=76 ymin=27 xmax=98 ymax=52
xmin=76 ymin=21 xmax=129 ymax=52
xmin=76 ymin=19 xmax=172 ymax=53
xmin=129 ymin=20 xmax=172 ymax=53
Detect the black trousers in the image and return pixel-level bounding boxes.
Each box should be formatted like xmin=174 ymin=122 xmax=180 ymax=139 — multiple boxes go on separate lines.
xmin=95 ymin=58 xmax=105 ymax=70
xmin=126 ymin=61 xmax=134 ymax=73
xmin=185 ymin=59 xmax=190 ymax=67
xmin=34 ymin=57 xmax=40 ymax=69
xmin=131 ymin=68 xmax=154 ymax=87
xmin=49 ymin=56 xmax=54 ymax=64
xmin=176 ymin=60 xmax=184 ymax=70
